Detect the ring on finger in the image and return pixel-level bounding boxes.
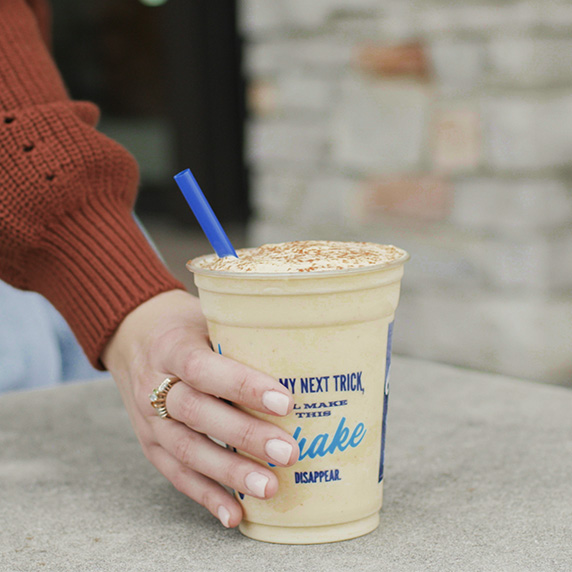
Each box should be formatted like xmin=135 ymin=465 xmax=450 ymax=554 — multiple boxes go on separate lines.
xmin=149 ymin=377 xmax=180 ymax=419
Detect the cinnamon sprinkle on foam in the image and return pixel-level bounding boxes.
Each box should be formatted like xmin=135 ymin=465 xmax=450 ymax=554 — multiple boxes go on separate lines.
xmin=191 ymin=241 xmax=406 ymax=273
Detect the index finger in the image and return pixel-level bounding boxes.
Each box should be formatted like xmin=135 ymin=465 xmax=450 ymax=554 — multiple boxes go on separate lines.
xmin=167 ymin=345 xmax=293 ymax=417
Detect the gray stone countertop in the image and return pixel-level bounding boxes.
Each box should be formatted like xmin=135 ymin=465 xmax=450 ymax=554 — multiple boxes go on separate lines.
xmin=1 ymin=357 xmax=571 ymax=572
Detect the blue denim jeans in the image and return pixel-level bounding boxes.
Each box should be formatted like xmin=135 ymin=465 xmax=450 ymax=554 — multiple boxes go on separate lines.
xmin=0 ymin=279 xmax=106 ymax=393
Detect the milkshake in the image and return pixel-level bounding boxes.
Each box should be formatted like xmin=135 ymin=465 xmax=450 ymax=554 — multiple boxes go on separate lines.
xmin=188 ymin=241 xmax=408 ymax=544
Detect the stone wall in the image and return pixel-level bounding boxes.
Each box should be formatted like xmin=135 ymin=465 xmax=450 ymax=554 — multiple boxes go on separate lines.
xmin=239 ymin=0 xmax=572 ymax=385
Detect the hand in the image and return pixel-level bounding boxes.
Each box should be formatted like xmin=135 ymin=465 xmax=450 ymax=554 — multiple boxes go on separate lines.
xmin=102 ymin=289 xmax=299 ymax=529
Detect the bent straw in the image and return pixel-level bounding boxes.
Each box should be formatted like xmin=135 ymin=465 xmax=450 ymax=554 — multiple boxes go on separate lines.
xmin=174 ymin=168 xmax=238 ymax=258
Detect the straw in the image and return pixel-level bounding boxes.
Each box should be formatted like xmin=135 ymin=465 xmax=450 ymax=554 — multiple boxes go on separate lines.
xmin=174 ymin=168 xmax=238 ymax=258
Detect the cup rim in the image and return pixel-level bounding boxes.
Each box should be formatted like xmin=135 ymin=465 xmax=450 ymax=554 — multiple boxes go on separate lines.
xmin=188 ymin=250 xmax=410 ymax=280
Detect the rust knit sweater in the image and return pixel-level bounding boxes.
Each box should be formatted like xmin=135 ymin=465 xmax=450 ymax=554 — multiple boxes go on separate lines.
xmin=0 ymin=0 xmax=185 ymax=367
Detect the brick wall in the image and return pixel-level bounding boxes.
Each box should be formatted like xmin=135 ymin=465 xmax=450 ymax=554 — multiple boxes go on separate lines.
xmin=239 ymin=0 xmax=572 ymax=386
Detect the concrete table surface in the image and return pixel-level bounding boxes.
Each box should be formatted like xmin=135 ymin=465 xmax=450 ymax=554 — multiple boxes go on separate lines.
xmin=1 ymin=357 xmax=571 ymax=572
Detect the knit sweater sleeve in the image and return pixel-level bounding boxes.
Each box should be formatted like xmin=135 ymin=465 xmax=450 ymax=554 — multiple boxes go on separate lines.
xmin=0 ymin=0 xmax=185 ymax=368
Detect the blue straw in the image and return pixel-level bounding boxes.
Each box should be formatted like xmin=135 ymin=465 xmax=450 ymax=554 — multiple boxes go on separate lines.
xmin=174 ymin=168 xmax=238 ymax=258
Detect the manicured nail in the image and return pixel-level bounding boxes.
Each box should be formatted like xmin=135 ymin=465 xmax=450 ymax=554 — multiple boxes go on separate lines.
xmin=265 ymin=439 xmax=293 ymax=465
xmin=245 ymin=472 xmax=269 ymax=498
xmin=217 ymin=505 xmax=230 ymax=528
xmin=262 ymin=391 xmax=290 ymax=416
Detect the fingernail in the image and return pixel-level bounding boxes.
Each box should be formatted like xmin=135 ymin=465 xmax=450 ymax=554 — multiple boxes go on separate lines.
xmin=245 ymin=472 xmax=269 ymax=498
xmin=262 ymin=391 xmax=290 ymax=416
xmin=265 ymin=439 xmax=293 ymax=465
xmin=217 ymin=505 xmax=230 ymax=528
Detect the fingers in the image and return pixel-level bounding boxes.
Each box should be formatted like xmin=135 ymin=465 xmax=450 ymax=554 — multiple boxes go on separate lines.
xmin=165 ymin=383 xmax=299 ymax=467
xmin=165 ymin=343 xmax=293 ymax=417
xmin=148 ymin=444 xmax=243 ymax=528
xmin=153 ymin=417 xmax=281 ymax=502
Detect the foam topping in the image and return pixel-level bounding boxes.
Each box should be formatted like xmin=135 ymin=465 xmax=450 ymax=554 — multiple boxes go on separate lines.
xmin=191 ymin=240 xmax=407 ymax=273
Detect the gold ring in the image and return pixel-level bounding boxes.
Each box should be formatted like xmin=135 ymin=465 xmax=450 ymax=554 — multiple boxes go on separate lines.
xmin=149 ymin=377 xmax=180 ymax=419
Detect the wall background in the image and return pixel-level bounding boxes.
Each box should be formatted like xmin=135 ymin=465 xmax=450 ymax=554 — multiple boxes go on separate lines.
xmin=239 ymin=0 xmax=572 ymax=385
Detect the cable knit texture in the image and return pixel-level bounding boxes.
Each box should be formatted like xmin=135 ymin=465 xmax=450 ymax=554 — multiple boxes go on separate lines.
xmin=0 ymin=0 xmax=185 ymax=367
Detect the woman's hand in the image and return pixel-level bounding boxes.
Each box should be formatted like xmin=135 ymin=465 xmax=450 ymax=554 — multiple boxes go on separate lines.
xmin=102 ymin=289 xmax=298 ymax=529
